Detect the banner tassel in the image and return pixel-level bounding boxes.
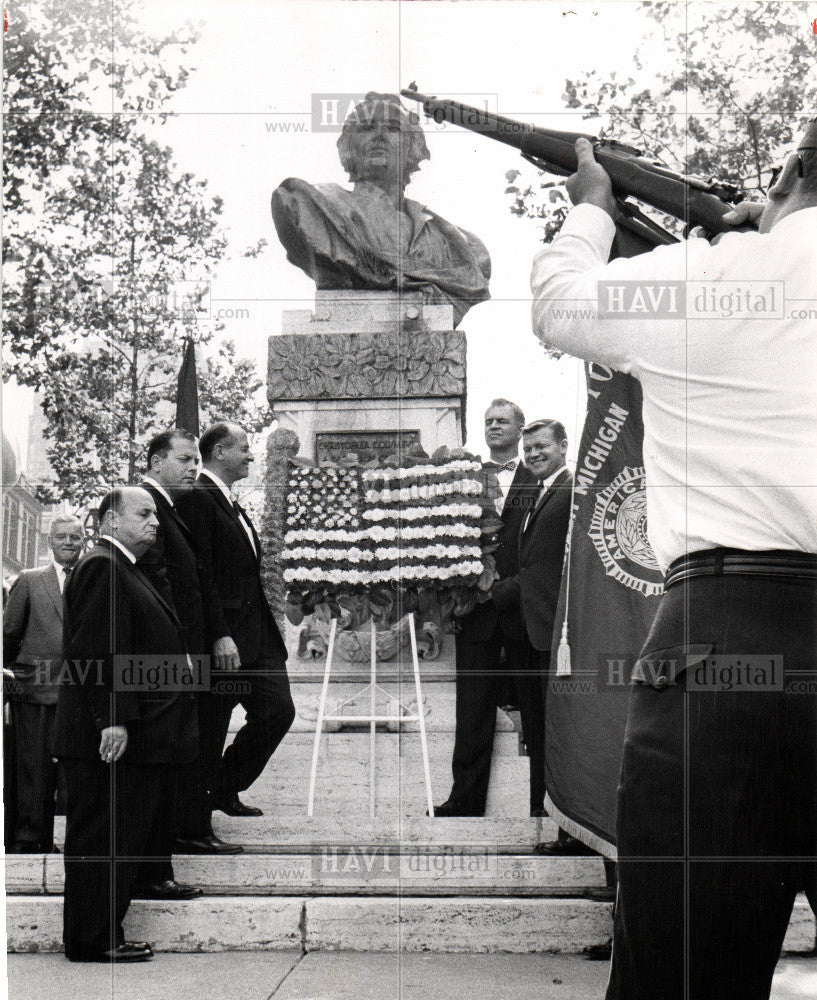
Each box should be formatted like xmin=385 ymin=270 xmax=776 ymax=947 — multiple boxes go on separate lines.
xmin=556 ymin=620 xmax=572 ymax=676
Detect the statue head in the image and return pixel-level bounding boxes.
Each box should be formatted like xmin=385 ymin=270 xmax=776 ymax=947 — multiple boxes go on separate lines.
xmin=337 ymin=92 xmax=430 ymax=188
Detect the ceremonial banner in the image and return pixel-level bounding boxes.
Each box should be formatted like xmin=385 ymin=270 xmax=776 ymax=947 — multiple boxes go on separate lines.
xmin=175 ymin=337 xmax=200 ymax=436
xmin=545 ymin=365 xmax=664 ymax=857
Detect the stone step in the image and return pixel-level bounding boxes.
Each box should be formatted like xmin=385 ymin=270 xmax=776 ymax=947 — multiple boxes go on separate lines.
xmin=7 ymin=894 xmax=815 ymax=955
xmin=52 ymin=723 xmax=541 ymax=847
xmin=6 ymin=852 xmax=608 ymax=896
xmin=52 ymin=814 xmax=553 ymax=849
xmin=279 ymin=683 xmax=522 ymax=739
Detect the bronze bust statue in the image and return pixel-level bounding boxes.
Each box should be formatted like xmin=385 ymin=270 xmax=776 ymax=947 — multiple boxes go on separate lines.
xmin=271 ymin=92 xmax=491 ymax=326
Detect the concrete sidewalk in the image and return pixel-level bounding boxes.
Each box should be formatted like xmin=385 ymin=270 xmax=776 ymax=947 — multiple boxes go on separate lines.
xmin=7 ymin=951 xmax=817 ymax=1000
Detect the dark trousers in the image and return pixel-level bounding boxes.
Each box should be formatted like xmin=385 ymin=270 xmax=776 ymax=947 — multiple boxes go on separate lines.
xmin=62 ymin=758 xmax=177 ymax=959
xmin=451 ymin=627 xmax=545 ymax=814
xmin=137 ymin=768 xmax=179 ymax=886
xmin=11 ymin=700 xmax=57 ymax=851
xmin=607 ymin=572 xmax=817 ymax=1000
xmin=179 ymin=654 xmax=294 ymax=834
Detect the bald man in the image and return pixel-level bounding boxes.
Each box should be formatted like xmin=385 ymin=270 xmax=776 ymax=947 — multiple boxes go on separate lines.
xmin=54 ymin=487 xmax=199 ymax=963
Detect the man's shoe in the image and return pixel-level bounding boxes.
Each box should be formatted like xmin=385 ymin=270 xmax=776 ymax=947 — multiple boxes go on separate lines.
xmin=68 ymin=942 xmax=154 ymax=963
xmin=215 ymin=794 xmax=263 ymax=817
xmin=12 ymin=841 xmax=40 ymax=854
xmin=175 ymin=835 xmax=243 ymax=855
xmin=135 ymin=879 xmax=203 ymax=901
xmin=585 ymin=885 xmax=616 ymax=903
xmin=583 ymin=939 xmax=613 ymax=961
xmin=428 ymin=800 xmax=484 ymax=818
xmin=533 ymin=836 xmax=595 ymax=856
xmin=530 ymin=806 xmax=549 ymax=818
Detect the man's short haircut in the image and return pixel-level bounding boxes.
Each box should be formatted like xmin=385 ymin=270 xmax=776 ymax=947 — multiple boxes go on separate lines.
xmin=522 ymin=418 xmax=567 ymax=444
xmin=486 ymin=398 xmax=525 ymax=427
xmin=146 ymin=427 xmax=198 ymax=471
xmin=98 ymin=488 xmax=127 ymax=523
xmin=49 ymin=514 xmax=83 ymax=537
xmin=199 ymin=422 xmax=238 ymax=462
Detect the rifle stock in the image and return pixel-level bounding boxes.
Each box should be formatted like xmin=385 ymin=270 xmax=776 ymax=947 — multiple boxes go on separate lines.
xmin=401 ymin=89 xmax=742 ymax=247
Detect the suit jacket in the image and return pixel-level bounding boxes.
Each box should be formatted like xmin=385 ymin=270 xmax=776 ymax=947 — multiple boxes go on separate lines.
xmin=457 ymin=461 xmax=539 ymax=645
xmin=53 ymin=540 xmax=198 ymax=764
xmin=138 ymin=481 xmax=227 ymax=656
xmin=3 ymin=565 xmax=65 ymax=704
xmin=175 ymin=474 xmax=287 ymax=666
xmin=492 ymin=467 xmax=572 ymax=652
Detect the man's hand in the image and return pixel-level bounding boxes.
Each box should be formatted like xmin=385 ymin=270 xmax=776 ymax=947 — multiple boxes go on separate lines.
xmin=565 ymin=138 xmax=617 ymax=218
xmin=213 ymin=635 xmax=241 ymax=672
xmin=99 ymin=725 xmax=128 ymax=763
xmin=721 ymin=201 xmax=764 ymax=227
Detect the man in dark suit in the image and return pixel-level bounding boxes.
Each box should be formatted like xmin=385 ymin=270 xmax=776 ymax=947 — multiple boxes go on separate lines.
xmin=3 ymin=515 xmax=84 ymax=852
xmin=495 ymin=419 xmax=573 ymax=817
xmin=176 ymin=422 xmax=294 ymax=821
xmin=54 ymin=487 xmax=199 ymax=963
xmin=140 ymin=428 xmax=242 ymax=863
xmin=491 ymin=418 xmax=572 ymax=820
xmin=434 ymin=399 xmax=539 ymax=817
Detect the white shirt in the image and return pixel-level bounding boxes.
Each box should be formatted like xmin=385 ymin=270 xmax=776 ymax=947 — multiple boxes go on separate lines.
xmin=99 ymin=534 xmax=137 ymax=564
xmin=52 ymin=561 xmax=70 ymax=593
xmin=200 ymin=469 xmax=257 ymax=556
xmin=485 ymin=459 xmax=519 ymax=514
xmin=144 ymin=476 xmax=174 ymax=507
xmin=522 ymin=464 xmax=567 ymax=532
xmin=531 ymin=204 xmax=817 ymax=571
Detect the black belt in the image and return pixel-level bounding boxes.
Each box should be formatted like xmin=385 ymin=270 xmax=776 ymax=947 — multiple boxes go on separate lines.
xmin=665 ymin=547 xmax=817 ymax=589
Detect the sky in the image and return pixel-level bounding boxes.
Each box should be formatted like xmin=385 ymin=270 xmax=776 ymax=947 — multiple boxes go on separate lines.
xmin=4 ymin=0 xmax=664 ymax=467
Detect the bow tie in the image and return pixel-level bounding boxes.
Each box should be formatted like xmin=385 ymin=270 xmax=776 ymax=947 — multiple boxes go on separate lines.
xmin=485 ymin=460 xmax=516 ymax=472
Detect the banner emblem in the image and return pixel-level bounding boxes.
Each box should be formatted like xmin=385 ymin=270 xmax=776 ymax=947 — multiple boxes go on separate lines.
xmin=587 ymin=466 xmax=663 ymax=597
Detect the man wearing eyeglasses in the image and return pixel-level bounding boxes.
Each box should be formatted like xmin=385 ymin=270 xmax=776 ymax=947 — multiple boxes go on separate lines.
xmin=530 ymin=121 xmax=817 ymax=999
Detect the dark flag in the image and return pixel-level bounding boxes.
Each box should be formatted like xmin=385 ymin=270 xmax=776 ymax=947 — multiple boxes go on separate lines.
xmin=545 ymin=366 xmax=664 ymax=857
xmin=176 ymin=338 xmax=199 ymax=435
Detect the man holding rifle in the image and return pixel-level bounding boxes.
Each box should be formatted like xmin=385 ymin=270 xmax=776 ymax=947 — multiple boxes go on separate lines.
xmin=530 ymin=123 xmax=817 ymax=999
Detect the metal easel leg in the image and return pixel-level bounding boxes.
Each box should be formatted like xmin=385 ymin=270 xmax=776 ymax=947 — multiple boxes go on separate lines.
xmin=369 ymin=617 xmax=377 ymax=821
xmin=408 ymin=613 xmax=434 ymax=817
xmin=307 ymin=617 xmax=337 ymax=818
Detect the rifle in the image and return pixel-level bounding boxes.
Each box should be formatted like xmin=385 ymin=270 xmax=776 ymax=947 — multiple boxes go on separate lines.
xmin=401 ymin=87 xmax=744 ymax=255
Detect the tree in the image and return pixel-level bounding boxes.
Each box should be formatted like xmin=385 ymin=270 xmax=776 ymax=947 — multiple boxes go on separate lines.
xmin=3 ymin=2 xmax=270 ymax=505
xmin=506 ymin=1 xmax=817 ymax=240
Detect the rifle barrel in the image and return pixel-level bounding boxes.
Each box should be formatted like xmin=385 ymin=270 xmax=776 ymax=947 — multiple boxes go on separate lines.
xmin=401 ymin=88 xmax=738 ymax=235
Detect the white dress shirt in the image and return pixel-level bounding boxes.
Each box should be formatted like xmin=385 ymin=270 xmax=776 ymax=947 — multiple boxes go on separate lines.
xmin=200 ymin=469 xmax=257 ymax=556
xmin=143 ymin=476 xmax=174 ymax=507
xmin=531 ymin=204 xmax=817 ymax=571
xmin=484 ymin=459 xmax=519 ymax=514
xmin=522 ymin=464 xmax=567 ymax=533
xmin=99 ymin=534 xmax=137 ymax=564
xmin=52 ymin=561 xmax=70 ymax=594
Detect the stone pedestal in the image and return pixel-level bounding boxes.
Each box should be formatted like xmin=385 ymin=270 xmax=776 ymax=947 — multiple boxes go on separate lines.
xmin=264 ymin=291 xmax=467 ymax=677
xmin=268 ymin=290 xmax=466 ymax=461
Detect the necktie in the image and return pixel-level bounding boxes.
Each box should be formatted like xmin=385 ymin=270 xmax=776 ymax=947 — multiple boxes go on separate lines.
xmin=233 ymin=500 xmax=257 ymax=556
xmin=484 ymin=460 xmax=517 ymax=472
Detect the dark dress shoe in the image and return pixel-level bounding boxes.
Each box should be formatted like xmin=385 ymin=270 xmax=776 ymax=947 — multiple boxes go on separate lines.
xmin=585 ymin=885 xmax=616 ymax=902
xmin=175 ymin=834 xmax=243 ymax=855
xmin=428 ymin=800 xmax=484 ymax=818
xmin=215 ymin=794 xmax=263 ymax=817
xmin=12 ymin=841 xmax=41 ymax=854
xmin=530 ymin=806 xmax=549 ymax=818
xmin=533 ymin=835 xmax=596 ymax=856
xmin=584 ymin=939 xmax=613 ymax=961
xmin=135 ymin=879 xmax=203 ymax=900
xmin=69 ymin=942 xmax=154 ymax=963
